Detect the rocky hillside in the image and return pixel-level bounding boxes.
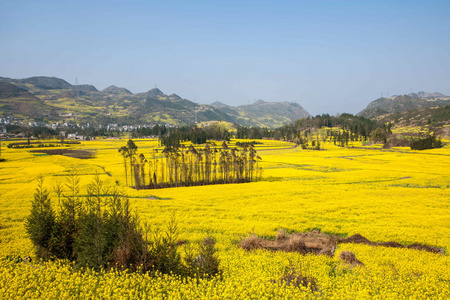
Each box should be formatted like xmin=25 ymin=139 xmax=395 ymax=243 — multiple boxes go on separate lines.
xmin=0 ymin=76 xmax=310 ymax=127
xmin=357 ymin=93 xmax=450 ymax=119
xmin=0 ymin=82 xmax=58 ymax=119
xmin=377 ymin=105 xmax=450 ymax=128
xmin=212 ymin=100 xmax=310 ymax=128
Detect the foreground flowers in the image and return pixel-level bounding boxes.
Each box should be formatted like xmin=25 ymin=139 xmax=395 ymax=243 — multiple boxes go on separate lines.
xmin=0 ymin=139 xmax=449 ymax=299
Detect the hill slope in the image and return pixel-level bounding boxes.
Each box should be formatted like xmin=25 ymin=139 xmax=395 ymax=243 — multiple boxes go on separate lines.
xmin=358 ymin=93 xmax=450 ymax=119
xmin=0 ymin=82 xmax=58 ymax=119
xmin=212 ymin=100 xmax=310 ymax=127
xmin=0 ymin=76 xmax=310 ymax=127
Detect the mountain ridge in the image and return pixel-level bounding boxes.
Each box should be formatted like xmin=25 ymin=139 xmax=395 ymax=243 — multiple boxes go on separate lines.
xmin=0 ymin=76 xmax=310 ymax=128
xmin=357 ymin=93 xmax=450 ymax=119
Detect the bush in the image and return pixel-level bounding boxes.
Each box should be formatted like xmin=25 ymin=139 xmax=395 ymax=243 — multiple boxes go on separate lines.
xmin=272 ymin=263 xmax=318 ymax=292
xmin=148 ymin=214 xmax=183 ymax=275
xmin=25 ymin=176 xmax=56 ymax=260
xmin=410 ymin=135 xmax=443 ymax=150
xmin=26 ymin=175 xmax=221 ymax=277
xmin=195 ymin=237 xmax=220 ymax=277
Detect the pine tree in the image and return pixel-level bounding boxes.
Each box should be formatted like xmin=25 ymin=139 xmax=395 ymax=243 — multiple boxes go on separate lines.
xmin=25 ymin=176 xmax=56 ymax=260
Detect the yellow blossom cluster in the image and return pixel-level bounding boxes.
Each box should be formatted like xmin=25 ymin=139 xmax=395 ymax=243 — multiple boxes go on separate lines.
xmin=0 ymin=138 xmax=449 ymax=299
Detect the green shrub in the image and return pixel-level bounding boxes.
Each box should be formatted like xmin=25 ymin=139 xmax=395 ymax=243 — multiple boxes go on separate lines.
xmin=26 ymin=175 xmax=221 ymax=277
xmin=25 ymin=176 xmax=56 ymax=260
xmin=410 ymin=135 xmax=443 ymax=150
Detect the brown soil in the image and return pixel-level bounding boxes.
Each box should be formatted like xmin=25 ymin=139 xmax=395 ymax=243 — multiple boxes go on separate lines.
xmin=340 ymin=234 xmax=444 ymax=254
xmin=338 ymin=250 xmax=364 ymax=266
xmin=339 ymin=234 xmax=372 ymax=245
xmin=239 ymin=230 xmax=444 ymax=256
xmin=407 ymin=243 xmax=444 ymax=255
xmin=239 ymin=229 xmax=336 ymax=256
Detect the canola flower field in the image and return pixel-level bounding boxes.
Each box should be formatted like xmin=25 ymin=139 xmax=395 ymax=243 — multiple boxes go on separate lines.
xmin=0 ymin=138 xmax=449 ymax=299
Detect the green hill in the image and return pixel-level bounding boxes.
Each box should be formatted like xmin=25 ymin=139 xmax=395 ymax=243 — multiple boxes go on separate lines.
xmin=0 ymin=82 xmax=58 ymax=120
xmin=357 ymin=94 xmax=450 ymax=119
xmin=0 ymin=76 xmax=311 ymax=127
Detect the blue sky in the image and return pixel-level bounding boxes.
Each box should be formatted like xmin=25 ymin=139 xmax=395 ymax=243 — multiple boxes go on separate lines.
xmin=1 ymin=0 xmax=449 ymax=115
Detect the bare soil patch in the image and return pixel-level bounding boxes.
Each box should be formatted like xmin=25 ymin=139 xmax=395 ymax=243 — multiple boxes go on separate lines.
xmin=239 ymin=229 xmax=444 ymax=256
xmin=339 ymin=250 xmax=364 ymax=266
xmin=240 ymin=229 xmax=336 ymax=256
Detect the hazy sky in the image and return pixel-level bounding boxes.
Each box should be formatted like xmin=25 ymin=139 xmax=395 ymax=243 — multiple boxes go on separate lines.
xmin=1 ymin=0 xmax=449 ymax=115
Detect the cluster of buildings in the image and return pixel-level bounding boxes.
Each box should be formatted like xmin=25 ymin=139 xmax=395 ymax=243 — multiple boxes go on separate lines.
xmin=0 ymin=115 xmax=175 ymax=140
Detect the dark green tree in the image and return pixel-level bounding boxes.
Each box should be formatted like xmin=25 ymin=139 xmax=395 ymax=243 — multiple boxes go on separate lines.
xmin=25 ymin=176 xmax=56 ymax=260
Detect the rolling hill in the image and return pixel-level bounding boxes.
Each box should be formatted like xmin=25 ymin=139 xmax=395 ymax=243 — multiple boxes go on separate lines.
xmin=357 ymin=93 xmax=450 ymax=119
xmin=0 ymin=76 xmax=310 ymax=128
xmin=0 ymin=82 xmax=58 ymax=120
xmin=211 ymin=100 xmax=310 ymax=128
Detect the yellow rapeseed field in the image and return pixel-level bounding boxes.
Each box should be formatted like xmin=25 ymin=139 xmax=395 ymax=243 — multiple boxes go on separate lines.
xmin=0 ymin=138 xmax=449 ymax=299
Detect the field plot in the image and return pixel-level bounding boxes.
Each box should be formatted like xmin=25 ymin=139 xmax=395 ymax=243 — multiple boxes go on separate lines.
xmin=0 ymin=139 xmax=449 ymax=299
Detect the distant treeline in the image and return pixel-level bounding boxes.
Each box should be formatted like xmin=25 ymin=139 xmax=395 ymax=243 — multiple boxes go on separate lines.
xmin=132 ymin=124 xmax=231 ymax=146
xmin=119 ymin=140 xmax=262 ymax=189
xmin=236 ymin=114 xmax=377 ymax=141
xmin=3 ymin=112 xmax=444 ymax=151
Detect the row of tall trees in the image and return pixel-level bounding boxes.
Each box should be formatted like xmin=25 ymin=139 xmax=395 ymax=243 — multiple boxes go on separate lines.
xmin=119 ymin=140 xmax=262 ymax=189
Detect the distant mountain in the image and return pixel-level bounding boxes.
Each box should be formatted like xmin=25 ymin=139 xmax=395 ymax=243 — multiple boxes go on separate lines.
xmin=0 ymin=76 xmax=311 ymax=127
xmin=18 ymin=76 xmax=72 ymax=90
xmin=0 ymin=82 xmax=39 ymax=99
xmin=375 ymin=105 xmax=450 ymax=139
xmin=210 ymin=101 xmax=229 ymax=107
xmin=357 ymin=93 xmax=450 ymax=119
xmin=75 ymin=84 xmax=99 ymax=93
xmin=146 ymin=88 xmax=165 ymax=98
xmin=0 ymin=82 xmax=58 ymax=119
xmin=168 ymin=93 xmax=182 ymax=100
xmin=377 ymin=105 xmax=450 ymax=127
xmin=212 ymin=100 xmax=310 ymax=127
xmin=416 ymin=91 xmax=447 ymax=99
xmin=102 ymin=85 xmax=132 ymax=95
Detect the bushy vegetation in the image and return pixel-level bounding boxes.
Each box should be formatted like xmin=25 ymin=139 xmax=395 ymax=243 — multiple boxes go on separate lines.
xmin=25 ymin=174 xmax=220 ymax=277
xmin=410 ymin=134 xmax=443 ymax=150
xmin=369 ymin=123 xmax=443 ymax=150
xmin=160 ymin=125 xmax=231 ymax=147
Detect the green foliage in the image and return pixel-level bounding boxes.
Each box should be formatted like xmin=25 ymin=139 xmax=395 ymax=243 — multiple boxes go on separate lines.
xmin=26 ymin=175 xmax=221 ymax=277
xmin=182 ymin=236 xmax=221 ymax=282
xmin=148 ymin=214 xmax=182 ymax=275
xmin=121 ymin=140 xmax=262 ymax=189
xmin=26 ymin=175 xmax=148 ymax=270
xmin=410 ymin=135 xmax=443 ymax=150
xmin=371 ymin=127 xmax=387 ymax=144
xmin=236 ymin=113 xmax=377 ymax=142
xmin=158 ymin=125 xmax=231 ymax=147
xmin=196 ymin=237 xmax=220 ymax=278
xmin=25 ymin=176 xmax=56 ymax=260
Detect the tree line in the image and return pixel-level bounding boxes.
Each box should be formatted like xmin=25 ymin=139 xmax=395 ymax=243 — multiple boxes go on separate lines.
xmin=235 ymin=114 xmax=377 ymax=142
xmin=132 ymin=124 xmax=232 ymax=147
xmin=119 ymin=139 xmax=262 ymax=189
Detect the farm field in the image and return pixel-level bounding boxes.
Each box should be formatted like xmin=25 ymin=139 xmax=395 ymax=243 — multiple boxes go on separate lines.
xmin=0 ymin=138 xmax=449 ymax=299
